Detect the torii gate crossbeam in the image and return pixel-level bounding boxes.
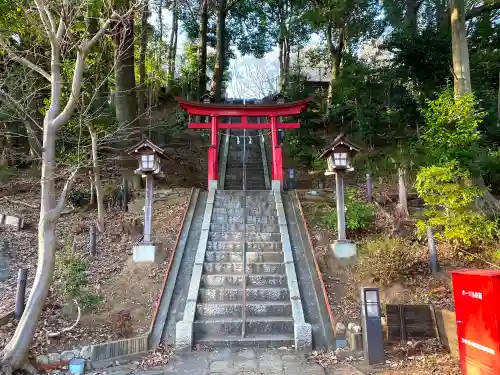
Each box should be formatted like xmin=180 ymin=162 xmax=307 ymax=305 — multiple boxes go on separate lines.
xmin=176 ymin=97 xmax=312 ymax=190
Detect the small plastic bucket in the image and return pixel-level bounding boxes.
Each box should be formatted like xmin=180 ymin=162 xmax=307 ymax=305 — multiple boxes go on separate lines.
xmin=69 ymin=358 xmax=85 ymax=375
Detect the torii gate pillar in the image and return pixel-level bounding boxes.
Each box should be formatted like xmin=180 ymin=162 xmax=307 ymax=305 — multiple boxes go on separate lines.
xmin=176 ymin=97 xmax=312 ymax=190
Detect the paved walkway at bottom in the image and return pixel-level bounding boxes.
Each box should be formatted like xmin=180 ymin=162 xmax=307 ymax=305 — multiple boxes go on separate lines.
xmin=160 ymin=348 xmax=361 ymax=375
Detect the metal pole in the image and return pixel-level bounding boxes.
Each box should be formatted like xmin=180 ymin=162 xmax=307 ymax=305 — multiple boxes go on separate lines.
xmin=335 ymin=171 xmax=346 ymax=241
xmin=366 ymin=173 xmax=373 ymax=203
xmin=15 ymin=268 xmax=28 ymax=319
xmin=90 ymin=224 xmax=97 ymax=256
xmin=122 ymin=178 xmax=128 ymax=212
xmin=427 ymin=226 xmax=439 ymax=274
xmin=144 ymin=173 xmax=154 ymax=243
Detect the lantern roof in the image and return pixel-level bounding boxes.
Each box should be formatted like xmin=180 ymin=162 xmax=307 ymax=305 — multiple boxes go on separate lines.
xmin=320 ymin=133 xmax=362 ymax=159
xmin=126 ymin=138 xmax=168 ymax=159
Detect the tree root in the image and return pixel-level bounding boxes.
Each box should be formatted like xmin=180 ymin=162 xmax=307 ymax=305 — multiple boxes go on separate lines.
xmin=46 ymin=299 xmax=81 ymax=338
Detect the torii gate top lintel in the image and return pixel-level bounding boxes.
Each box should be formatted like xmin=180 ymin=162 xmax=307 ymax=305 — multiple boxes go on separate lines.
xmin=176 ymin=96 xmax=312 ymax=120
xmin=175 ymin=96 xmax=312 ymax=190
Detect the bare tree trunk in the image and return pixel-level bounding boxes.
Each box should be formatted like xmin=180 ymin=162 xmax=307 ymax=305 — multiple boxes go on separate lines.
xmin=450 ymin=0 xmax=472 ymax=98
xmin=278 ymin=36 xmax=291 ymax=92
xmin=138 ymin=2 xmax=148 ymax=119
xmin=498 ymin=71 xmax=500 ymax=125
xmin=197 ymin=0 xmax=208 ymax=99
xmin=405 ymin=0 xmax=419 ymax=34
xmin=113 ymin=0 xmax=138 ymax=129
xmin=167 ymin=0 xmax=178 ymax=91
xmin=23 ymin=120 xmax=42 ymax=159
xmin=0 ymin=2 xmax=116 ymax=370
xmin=326 ymin=24 xmax=345 ymax=108
xmin=210 ymin=0 xmax=227 ymax=102
xmin=436 ymin=0 xmax=449 ymax=33
xmin=395 ymin=167 xmax=409 ymax=219
xmin=88 ymin=123 xmax=105 ymax=232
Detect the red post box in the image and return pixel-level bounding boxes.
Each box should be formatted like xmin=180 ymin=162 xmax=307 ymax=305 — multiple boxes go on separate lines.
xmin=451 ymin=269 xmax=500 ymax=375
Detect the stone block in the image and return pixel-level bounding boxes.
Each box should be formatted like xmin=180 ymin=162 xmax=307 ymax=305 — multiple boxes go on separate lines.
xmin=186 ymin=264 xmax=203 ymax=301
xmin=294 ymin=323 xmax=312 ymax=351
xmin=176 ymin=321 xmax=193 ymax=352
xmin=195 ymin=230 xmax=209 ymax=265
xmin=132 ymin=243 xmax=157 ymax=263
xmin=332 ymin=240 xmax=357 ymax=259
xmin=1 ymin=215 xmax=24 ymax=230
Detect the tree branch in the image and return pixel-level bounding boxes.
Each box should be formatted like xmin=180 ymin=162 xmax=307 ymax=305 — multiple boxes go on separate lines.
xmin=51 ymin=14 xmax=117 ymax=129
xmin=33 ymin=0 xmax=57 ymax=46
xmin=466 ymin=2 xmax=500 ymax=20
xmin=0 ymin=39 xmax=51 ymax=82
xmin=226 ymin=0 xmax=243 ymax=13
xmin=56 ymin=0 xmax=69 ymax=43
xmin=46 ymin=167 xmax=79 ymax=221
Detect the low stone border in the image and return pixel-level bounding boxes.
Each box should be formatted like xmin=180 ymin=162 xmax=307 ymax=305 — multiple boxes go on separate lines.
xmin=294 ymin=191 xmax=337 ymax=335
xmin=273 ymin=188 xmax=312 ymax=351
xmin=149 ymin=188 xmax=198 ymax=348
xmin=175 ymin=188 xmax=216 ymax=351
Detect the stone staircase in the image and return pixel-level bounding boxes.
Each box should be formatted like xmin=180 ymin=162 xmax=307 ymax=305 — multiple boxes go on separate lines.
xmin=224 ymin=130 xmax=267 ymax=190
xmin=192 ymin=190 xmax=295 ymax=347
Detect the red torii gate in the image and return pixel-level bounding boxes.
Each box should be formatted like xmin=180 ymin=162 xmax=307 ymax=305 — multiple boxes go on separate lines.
xmin=176 ymin=96 xmax=312 ymax=189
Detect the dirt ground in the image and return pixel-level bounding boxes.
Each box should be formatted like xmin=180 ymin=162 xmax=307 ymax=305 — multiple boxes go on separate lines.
xmin=0 ymin=171 xmax=189 ymax=356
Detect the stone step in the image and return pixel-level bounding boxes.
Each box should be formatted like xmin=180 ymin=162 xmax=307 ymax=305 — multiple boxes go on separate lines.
xmin=198 ymin=286 xmax=290 ymax=302
xmin=195 ymin=301 xmax=292 ymax=318
xmin=203 ymin=262 xmax=285 ymax=274
xmin=195 ymin=333 xmax=294 ymax=348
xmin=200 ymin=274 xmax=287 ymax=287
xmin=206 ymin=241 xmax=283 ymax=252
xmin=208 ymin=232 xmax=282 ymax=242
xmin=193 ymin=317 xmax=294 ymax=336
xmin=203 ymin=262 xmax=243 ymax=274
xmin=246 ymin=251 xmax=284 ymax=263
xmin=201 ymin=274 xmax=244 ymax=287
xmin=211 ymin=215 xmax=278 ymax=225
xmin=210 ymin=223 xmax=280 ymax=232
xmin=212 ymin=207 xmax=277 ymax=216
xmin=195 ymin=302 xmax=242 ymax=318
xmin=247 ymin=274 xmax=287 ymax=287
xmin=214 ymin=195 xmax=275 ymax=205
xmin=198 ymin=287 xmax=243 ymax=302
xmin=205 ymin=251 xmax=242 ymax=262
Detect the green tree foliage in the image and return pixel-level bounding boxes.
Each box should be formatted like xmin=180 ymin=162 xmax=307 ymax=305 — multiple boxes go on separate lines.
xmin=416 ymin=163 xmax=496 ymax=247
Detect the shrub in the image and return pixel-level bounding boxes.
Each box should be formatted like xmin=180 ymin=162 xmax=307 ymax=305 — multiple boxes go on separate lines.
xmin=357 ymin=238 xmax=422 ymax=285
xmin=103 ymin=182 xmax=121 ymax=207
xmin=323 ymin=188 xmax=375 ymax=231
xmin=68 ymin=188 xmax=91 ymax=207
xmin=415 ymin=163 xmax=497 ymax=247
xmin=55 ymin=243 xmax=103 ymax=311
xmin=0 ymin=166 xmax=16 ymax=183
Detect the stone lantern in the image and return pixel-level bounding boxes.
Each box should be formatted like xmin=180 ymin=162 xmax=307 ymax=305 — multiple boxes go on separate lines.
xmin=320 ymin=133 xmax=361 ymax=259
xmin=127 ymin=139 xmax=167 ymax=263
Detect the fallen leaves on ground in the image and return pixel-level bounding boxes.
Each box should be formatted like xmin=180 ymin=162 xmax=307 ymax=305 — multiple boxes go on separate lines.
xmin=138 ymin=343 xmax=174 ymax=370
xmin=0 ymin=176 xmax=188 ymax=356
xmin=383 ymin=339 xmax=460 ymax=374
